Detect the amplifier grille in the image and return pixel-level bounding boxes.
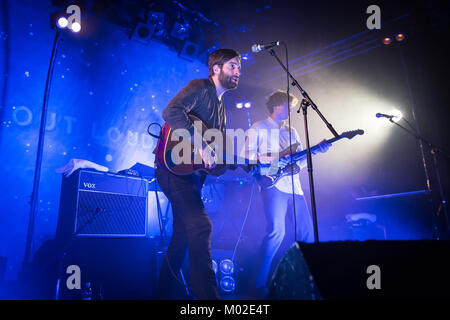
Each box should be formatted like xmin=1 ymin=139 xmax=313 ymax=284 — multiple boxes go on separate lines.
xmin=76 ymin=190 xmax=147 ymax=236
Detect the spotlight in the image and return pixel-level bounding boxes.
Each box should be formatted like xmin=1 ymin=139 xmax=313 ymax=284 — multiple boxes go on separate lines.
xmin=244 ymin=102 xmax=252 ymax=109
xmin=240 ymin=52 xmax=255 ymax=66
xmin=219 ymin=259 xmax=234 ymax=275
xmin=52 ymin=12 xmax=81 ymax=33
xmin=395 ymin=33 xmax=406 ymax=42
xmin=236 ymin=102 xmax=243 ymax=109
xmin=170 ymin=21 xmax=190 ymax=40
xmin=179 ymin=41 xmax=200 ymax=62
xmin=130 ymin=22 xmax=156 ymax=45
xmin=390 ymin=109 xmax=403 ymax=122
xmin=206 ymin=41 xmax=220 ymax=55
xmin=220 ymin=276 xmax=236 ymax=293
xmin=70 ymin=21 xmax=81 ymax=33
xmin=57 ymin=17 xmax=68 ymax=29
xmin=149 ymin=12 xmax=166 ymax=38
xmin=382 ymin=37 xmax=392 ymax=45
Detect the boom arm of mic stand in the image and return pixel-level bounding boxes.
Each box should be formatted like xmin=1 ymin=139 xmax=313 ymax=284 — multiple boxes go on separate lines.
xmin=268 ymin=49 xmax=340 ymax=138
xmin=268 ymin=48 xmax=339 ymax=243
xmin=389 ymin=119 xmax=450 ymax=159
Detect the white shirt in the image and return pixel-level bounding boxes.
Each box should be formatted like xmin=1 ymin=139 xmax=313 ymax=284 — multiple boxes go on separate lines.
xmin=241 ymin=116 xmax=304 ymax=195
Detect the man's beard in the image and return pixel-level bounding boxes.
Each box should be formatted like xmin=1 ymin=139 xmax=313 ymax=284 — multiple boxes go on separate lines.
xmin=219 ymin=69 xmax=238 ymax=89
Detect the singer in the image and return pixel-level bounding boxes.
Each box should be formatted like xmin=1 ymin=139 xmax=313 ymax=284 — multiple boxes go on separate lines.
xmin=153 ymin=49 xmax=242 ymax=300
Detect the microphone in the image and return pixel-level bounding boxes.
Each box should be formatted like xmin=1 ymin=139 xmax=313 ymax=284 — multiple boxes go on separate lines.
xmin=251 ymin=41 xmax=281 ymax=53
xmin=376 ymin=113 xmax=395 ymax=119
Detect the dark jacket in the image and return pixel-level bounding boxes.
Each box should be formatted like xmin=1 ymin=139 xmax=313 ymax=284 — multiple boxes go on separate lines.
xmin=162 ymin=78 xmax=225 ymax=134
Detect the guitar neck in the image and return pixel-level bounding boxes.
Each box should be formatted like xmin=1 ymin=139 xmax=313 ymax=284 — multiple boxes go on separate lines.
xmin=291 ymin=135 xmax=344 ymax=162
xmin=217 ymin=133 xmax=351 ymax=171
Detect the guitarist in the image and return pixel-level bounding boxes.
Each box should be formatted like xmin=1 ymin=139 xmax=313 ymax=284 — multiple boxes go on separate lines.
xmin=154 ymin=49 xmax=241 ymax=299
xmin=241 ymin=90 xmax=331 ymax=298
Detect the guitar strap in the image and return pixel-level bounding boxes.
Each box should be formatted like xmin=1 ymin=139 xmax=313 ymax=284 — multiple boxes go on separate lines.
xmin=219 ymin=99 xmax=226 ymax=134
xmin=148 ymin=122 xmax=163 ymax=140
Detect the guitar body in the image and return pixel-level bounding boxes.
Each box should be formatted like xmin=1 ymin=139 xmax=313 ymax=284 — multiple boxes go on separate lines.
xmin=257 ymin=163 xmax=301 ymax=189
xmin=155 ymin=115 xmax=237 ymax=176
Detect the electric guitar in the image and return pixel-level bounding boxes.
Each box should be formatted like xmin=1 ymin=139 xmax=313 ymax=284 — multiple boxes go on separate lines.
xmin=257 ymin=129 xmax=364 ymax=188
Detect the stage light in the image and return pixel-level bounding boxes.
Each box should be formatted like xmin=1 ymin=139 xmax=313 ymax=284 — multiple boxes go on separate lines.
xmin=131 ymin=22 xmax=156 ymax=45
xmin=57 ymin=17 xmax=68 ymax=29
xmin=240 ymin=52 xmax=255 ymax=66
xmin=395 ymin=33 xmax=406 ymax=42
xmin=206 ymin=41 xmax=220 ymax=55
xmin=236 ymin=102 xmax=243 ymax=109
xmin=382 ymin=37 xmax=392 ymax=45
xmin=220 ymin=276 xmax=236 ymax=293
xmin=219 ymin=259 xmax=234 ymax=274
xmin=244 ymin=102 xmax=252 ymax=109
xmin=179 ymin=41 xmax=200 ymax=61
xmin=149 ymin=11 xmax=166 ymax=38
xmin=71 ymin=21 xmax=81 ymax=33
xmin=389 ymin=109 xmax=403 ymax=122
xmin=170 ymin=21 xmax=190 ymax=40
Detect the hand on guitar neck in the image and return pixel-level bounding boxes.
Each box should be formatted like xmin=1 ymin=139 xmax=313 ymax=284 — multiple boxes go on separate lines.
xmin=277 ymin=139 xmax=332 ymax=168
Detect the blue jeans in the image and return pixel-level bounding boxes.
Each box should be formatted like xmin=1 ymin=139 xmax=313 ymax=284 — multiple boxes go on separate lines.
xmin=154 ymin=166 xmax=220 ymax=299
xmin=255 ymin=187 xmax=314 ymax=289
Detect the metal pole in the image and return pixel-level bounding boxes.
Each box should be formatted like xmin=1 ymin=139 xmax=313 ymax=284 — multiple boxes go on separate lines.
xmin=23 ymin=29 xmax=61 ymax=266
xmin=301 ymin=100 xmax=319 ymax=243
xmin=397 ymin=46 xmax=439 ymax=238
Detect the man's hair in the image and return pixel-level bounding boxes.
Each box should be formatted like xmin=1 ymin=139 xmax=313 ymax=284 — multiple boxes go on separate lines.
xmin=208 ymin=48 xmax=241 ymax=77
xmin=266 ymin=90 xmax=299 ymax=114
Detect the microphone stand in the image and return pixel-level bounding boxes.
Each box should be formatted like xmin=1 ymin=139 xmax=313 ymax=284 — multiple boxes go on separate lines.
xmin=388 ymin=119 xmax=450 ymax=236
xmin=268 ymin=48 xmax=340 ymax=243
xmin=22 ymin=29 xmax=62 ymax=278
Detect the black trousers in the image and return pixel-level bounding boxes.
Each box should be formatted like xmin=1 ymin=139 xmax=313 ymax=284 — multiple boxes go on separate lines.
xmin=154 ymin=166 xmax=220 ymax=300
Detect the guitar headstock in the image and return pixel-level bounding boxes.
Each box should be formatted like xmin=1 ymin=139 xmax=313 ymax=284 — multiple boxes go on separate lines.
xmin=340 ymin=129 xmax=364 ymax=140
